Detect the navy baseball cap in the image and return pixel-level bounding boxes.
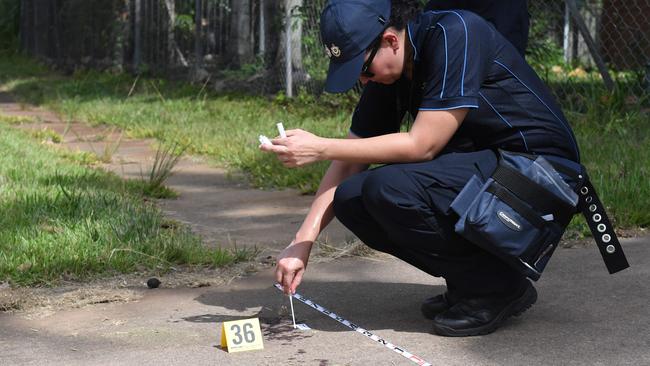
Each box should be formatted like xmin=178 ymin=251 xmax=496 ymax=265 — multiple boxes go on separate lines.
xmin=321 ymin=0 xmax=391 ymax=93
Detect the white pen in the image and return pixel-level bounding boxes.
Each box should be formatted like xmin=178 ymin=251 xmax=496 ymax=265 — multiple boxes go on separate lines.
xmin=289 ymin=293 xmax=297 ymax=329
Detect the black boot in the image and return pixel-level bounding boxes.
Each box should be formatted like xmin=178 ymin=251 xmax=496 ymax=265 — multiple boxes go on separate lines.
xmin=421 ymin=292 xmax=458 ymax=319
xmin=432 ymin=280 xmax=537 ymax=337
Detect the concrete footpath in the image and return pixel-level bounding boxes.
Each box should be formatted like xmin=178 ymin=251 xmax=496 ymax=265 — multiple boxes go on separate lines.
xmin=1 ymin=236 xmax=648 ymax=366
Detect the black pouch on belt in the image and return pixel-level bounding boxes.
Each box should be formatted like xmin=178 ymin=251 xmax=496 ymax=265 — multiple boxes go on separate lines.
xmin=449 ymin=150 xmax=629 ymax=280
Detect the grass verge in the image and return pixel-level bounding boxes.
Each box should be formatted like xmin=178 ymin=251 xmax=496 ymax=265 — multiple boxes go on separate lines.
xmin=0 ymin=55 xmax=357 ymax=194
xmin=0 ymin=124 xmax=256 ymax=286
xmin=0 ymin=54 xmax=647 ymax=230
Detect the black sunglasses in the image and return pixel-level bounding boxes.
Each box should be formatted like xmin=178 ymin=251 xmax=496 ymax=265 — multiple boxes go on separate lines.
xmin=360 ymin=33 xmax=384 ymax=78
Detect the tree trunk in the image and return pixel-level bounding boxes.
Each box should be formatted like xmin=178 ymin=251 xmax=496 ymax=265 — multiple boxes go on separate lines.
xmin=32 ymin=0 xmax=39 ymax=56
xmin=258 ymin=0 xmax=266 ymax=56
xmin=228 ymin=0 xmax=253 ymax=67
xmin=50 ymin=0 xmax=62 ymax=62
xmin=274 ymin=0 xmax=307 ymax=92
xmin=134 ymin=0 xmax=142 ymax=69
xmin=19 ymin=0 xmax=27 ymax=53
xmin=194 ymin=0 xmax=202 ymax=67
xmin=163 ymin=0 xmax=188 ymax=67
xmin=111 ymin=0 xmax=129 ymax=72
xmin=264 ymin=0 xmax=277 ymax=62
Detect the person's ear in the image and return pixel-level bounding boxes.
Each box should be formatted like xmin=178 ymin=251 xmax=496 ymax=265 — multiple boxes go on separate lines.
xmin=382 ymin=31 xmax=400 ymax=52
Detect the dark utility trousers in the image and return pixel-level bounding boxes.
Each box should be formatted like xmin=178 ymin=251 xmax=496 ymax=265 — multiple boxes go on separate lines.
xmin=333 ymin=150 xmax=526 ymax=298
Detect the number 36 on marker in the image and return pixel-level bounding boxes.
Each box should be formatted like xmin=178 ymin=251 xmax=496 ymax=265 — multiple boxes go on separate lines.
xmin=220 ymin=318 xmax=264 ymax=353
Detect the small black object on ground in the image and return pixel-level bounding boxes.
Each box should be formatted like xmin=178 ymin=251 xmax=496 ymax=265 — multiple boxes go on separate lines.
xmin=147 ymin=277 xmax=161 ymax=289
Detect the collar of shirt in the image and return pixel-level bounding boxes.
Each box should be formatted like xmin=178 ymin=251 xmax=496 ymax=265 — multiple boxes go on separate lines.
xmin=406 ymin=14 xmax=425 ymax=63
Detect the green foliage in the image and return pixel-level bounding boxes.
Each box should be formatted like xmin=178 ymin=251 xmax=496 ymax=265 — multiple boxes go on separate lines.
xmin=301 ymin=32 xmax=329 ymax=83
xmin=527 ymin=1 xmax=565 ymax=75
xmin=219 ymin=56 xmax=266 ymax=80
xmin=175 ymin=14 xmax=195 ymax=33
xmin=173 ymin=13 xmax=195 ymax=48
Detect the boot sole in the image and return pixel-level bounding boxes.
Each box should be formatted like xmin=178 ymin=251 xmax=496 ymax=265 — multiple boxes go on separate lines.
xmin=432 ymin=284 xmax=537 ymax=337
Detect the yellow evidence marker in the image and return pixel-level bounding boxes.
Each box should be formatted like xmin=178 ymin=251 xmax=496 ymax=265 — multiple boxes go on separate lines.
xmin=220 ymin=318 xmax=264 ymax=353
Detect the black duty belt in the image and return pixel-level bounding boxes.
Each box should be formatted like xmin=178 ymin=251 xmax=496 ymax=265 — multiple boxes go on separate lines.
xmin=494 ymin=158 xmax=629 ymax=274
xmin=577 ymin=177 xmax=629 ymax=274
xmin=549 ymin=161 xmax=630 ymax=274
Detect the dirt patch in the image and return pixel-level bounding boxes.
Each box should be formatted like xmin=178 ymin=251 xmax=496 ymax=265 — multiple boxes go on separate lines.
xmin=310 ymin=239 xmax=391 ymax=264
xmin=0 ymin=260 xmax=272 ymax=318
xmin=0 ymin=239 xmax=387 ymax=319
xmin=0 ymin=283 xmax=141 ymax=318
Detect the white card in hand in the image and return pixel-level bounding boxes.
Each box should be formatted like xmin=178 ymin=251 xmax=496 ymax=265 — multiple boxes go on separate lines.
xmin=259 ymin=135 xmax=272 ymax=145
xmin=277 ymin=122 xmax=287 ymax=138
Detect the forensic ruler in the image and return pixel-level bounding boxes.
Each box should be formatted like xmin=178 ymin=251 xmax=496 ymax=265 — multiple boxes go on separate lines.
xmin=274 ymin=284 xmax=432 ymax=366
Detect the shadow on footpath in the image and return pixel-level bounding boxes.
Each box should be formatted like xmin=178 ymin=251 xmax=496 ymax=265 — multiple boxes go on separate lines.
xmin=186 ymin=281 xmax=446 ymax=335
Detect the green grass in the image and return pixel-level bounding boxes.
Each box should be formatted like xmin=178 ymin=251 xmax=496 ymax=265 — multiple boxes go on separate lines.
xmin=569 ymin=104 xmax=650 ymax=229
xmin=0 ymin=125 xmax=256 ymax=286
xmin=0 ymin=114 xmax=36 ymax=124
xmin=0 ymin=55 xmax=357 ymax=194
xmin=0 ymin=54 xmax=648 ymax=229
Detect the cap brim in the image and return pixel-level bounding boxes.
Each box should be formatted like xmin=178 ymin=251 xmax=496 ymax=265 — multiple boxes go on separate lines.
xmin=324 ymin=52 xmax=365 ymax=93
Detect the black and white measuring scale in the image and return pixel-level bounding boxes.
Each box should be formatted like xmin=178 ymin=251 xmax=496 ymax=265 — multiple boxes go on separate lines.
xmin=275 ymin=284 xmax=432 ymax=366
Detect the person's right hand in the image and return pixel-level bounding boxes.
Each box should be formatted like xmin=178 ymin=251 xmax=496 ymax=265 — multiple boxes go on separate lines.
xmin=259 ymin=129 xmax=326 ymax=168
xmin=275 ymin=240 xmax=313 ymax=295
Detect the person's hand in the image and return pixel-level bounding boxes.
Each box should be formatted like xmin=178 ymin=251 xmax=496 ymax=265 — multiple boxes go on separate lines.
xmin=275 ymin=240 xmax=313 ymax=294
xmin=259 ymin=129 xmax=325 ymax=167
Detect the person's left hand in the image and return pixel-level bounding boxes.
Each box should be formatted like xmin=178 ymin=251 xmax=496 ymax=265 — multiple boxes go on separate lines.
xmin=259 ymin=129 xmax=325 ymax=167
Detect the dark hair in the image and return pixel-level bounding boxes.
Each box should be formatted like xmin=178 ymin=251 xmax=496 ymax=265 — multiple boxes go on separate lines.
xmin=387 ymin=0 xmax=422 ymax=30
xmin=366 ymin=0 xmax=421 ymax=51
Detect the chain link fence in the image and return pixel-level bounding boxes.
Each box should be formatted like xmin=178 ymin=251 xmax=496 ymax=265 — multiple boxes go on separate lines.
xmin=17 ymin=0 xmax=650 ymax=104
xmin=527 ymin=0 xmax=650 ymax=110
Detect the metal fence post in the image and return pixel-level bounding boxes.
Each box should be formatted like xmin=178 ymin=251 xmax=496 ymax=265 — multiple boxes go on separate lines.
xmin=563 ymin=2 xmax=570 ymax=64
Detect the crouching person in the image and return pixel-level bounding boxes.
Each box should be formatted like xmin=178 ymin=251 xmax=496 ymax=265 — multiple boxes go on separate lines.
xmin=262 ymin=0 xmax=582 ymax=336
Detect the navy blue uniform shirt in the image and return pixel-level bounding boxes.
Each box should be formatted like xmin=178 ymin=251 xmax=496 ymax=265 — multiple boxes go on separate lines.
xmin=425 ymin=0 xmax=529 ymax=56
xmin=351 ymin=10 xmax=580 ymax=162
